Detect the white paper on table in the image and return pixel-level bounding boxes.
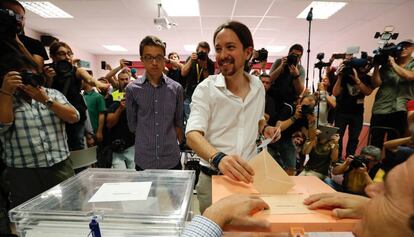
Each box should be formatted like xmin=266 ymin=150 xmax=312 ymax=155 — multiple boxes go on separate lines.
xmin=260 ymin=194 xmax=314 ymax=215
xmin=88 ymin=182 xmax=152 ymax=203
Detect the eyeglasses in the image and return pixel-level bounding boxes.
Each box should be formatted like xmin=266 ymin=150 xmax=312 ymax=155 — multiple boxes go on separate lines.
xmin=56 ymin=51 xmax=73 ymax=57
xmin=142 ymin=55 xmax=165 ymax=63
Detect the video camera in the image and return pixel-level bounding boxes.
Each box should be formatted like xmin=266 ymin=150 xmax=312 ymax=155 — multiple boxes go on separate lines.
xmin=0 ymin=8 xmax=23 ymax=39
xmin=341 ymin=52 xmax=370 ymax=86
xmin=372 ymin=26 xmax=401 ymax=66
xmin=251 ymin=48 xmax=268 ymax=64
xmin=314 ymin=53 xmax=331 ymax=69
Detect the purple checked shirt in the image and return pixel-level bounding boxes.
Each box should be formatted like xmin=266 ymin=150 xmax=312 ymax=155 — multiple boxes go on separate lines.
xmin=126 ymin=74 xmax=183 ymax=169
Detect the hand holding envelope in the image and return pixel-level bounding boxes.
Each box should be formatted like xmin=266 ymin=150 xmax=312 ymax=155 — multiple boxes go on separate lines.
xmin=259 ymin=121 xmax=282 ymax=149
xmin=248 ymin=149 xmax=295 ymax=194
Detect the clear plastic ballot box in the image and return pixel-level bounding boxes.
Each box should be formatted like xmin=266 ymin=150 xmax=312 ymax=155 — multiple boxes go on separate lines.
xmin=9 ymin=168 xmax=195 ymax=237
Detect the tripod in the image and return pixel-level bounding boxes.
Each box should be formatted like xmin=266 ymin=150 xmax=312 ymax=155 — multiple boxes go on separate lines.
xmin=314 ymin=58 xmax=331 ymax=127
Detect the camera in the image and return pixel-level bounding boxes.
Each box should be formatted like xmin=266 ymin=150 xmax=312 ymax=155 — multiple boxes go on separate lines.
xmin=111 ymin=139 xmax=127 ymax=152
xmin=287 ymin=53 xmax=299 ymax=66
xmin=197 ymin=51 xmax=207 ymax=61
xmin=252 ymin=48 xmax=268 ymax=64
xmin=349 ymin=155 xmax=369 ymax=169
xmin=301 ymin=104 xmax=314 ymax=116
xmin=373 ymin=43 xmax=403 ymax=66
xmin=0 ymin=8 xmax=22 ymax=39
xmin=46 ymin=60 xmax=73 ymax=78
xmin=332 ymin=53 xmax=346 ymax=59
xmin=341 ymin=57 xmax=369 ymax=86
xmin=314 ymin=53 xmax=331 ymax=69
xmin=372 ymin=26 xmax=400 ymax=66
xmin=20 ymin=71 xmax=44 ymax=87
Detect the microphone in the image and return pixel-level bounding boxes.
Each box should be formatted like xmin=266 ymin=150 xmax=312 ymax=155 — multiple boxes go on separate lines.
xmin=306 ymin=7 xmax=313 ymax=21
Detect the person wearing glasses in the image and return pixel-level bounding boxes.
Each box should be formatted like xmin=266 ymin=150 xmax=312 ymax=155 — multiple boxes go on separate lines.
xmin=125 ymin=35 xmax=184 ymax=170
xmin=43 ymin=41 xmax=108 ymax=151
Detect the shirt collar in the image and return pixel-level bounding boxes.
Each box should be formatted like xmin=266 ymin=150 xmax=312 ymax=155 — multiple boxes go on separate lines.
xmin=214 ymin=72 xmax=259 ymax=92
xmin=142 ymin=73 xmax=167 ymax=86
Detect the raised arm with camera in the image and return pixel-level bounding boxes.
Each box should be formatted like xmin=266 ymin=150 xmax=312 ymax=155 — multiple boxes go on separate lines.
xmin=103 ymin=59 xmax=131 ymax=89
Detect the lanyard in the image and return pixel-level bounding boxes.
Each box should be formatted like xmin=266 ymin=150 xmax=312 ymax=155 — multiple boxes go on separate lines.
xmin=196 ymin=63 xmax=203 ymax=83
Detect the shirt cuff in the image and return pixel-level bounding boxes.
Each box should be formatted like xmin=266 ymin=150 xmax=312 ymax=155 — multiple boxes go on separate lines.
xmin=181 ymin=215 xmax=223 ymax=237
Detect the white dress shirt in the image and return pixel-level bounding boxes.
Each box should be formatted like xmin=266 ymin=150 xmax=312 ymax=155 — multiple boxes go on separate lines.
xmin=186 ymin=72 xmax=265 ymax=167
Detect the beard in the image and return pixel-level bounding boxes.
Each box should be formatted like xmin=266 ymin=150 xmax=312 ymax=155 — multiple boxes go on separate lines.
xmin=218 ymin=56 xmax=236 ymax=77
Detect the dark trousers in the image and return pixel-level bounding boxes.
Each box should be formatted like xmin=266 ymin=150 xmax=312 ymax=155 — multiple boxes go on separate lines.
xmin=370 ymin=111 xmax=406 ymax=149
xmin=4 ymin=159 xmax=74 ymax=208
xmin=335 ymin=111 xmax=363 ymax=158
xmin=135 ymin=161 xmax=182 ymax=171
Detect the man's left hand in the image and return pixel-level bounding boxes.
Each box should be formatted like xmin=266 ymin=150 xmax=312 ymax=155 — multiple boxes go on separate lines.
xmin=289 ymin=65 xmax=300 ymax=78
xmin=20 ymin=85 xmax=48 ymax=103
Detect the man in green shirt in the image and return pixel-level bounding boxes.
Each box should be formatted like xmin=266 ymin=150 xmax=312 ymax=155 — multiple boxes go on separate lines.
xmin=83 ymin=83 xmax=106 ymax=144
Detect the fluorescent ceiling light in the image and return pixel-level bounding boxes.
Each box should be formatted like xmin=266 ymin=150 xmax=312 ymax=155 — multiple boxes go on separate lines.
xmin=266 ymin=45 xmax=286 ymax=53
xmin=102 ymin=45 xmax=127 ymax=52
xmin=297 ymin=1 xmax=347 ymax=20
xmin=184 ymin=44 xmax=196 ymax=52
xmin=19 ymin=1 xmax=73 ymax=18
xmin=161 ymin=0 xmax=200 ymax=16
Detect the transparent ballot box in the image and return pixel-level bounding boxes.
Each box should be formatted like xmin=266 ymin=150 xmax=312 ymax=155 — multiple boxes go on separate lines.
xmin=9 ymin=168 xmax=195 ymax=237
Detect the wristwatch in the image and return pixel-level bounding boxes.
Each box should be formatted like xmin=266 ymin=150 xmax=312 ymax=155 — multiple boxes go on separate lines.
xmin=43 ymin=98 xmax=54 ymax=108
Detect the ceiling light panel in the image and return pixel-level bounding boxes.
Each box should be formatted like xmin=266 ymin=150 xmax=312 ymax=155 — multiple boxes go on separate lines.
xmin=19 ymin=1 xmax=73 ymax=18
xmin=102 ymin=45 xmax=127 ymax=52
xmin=161 ymin=0 xmax=200 ymax=16
xmin=297 ymin=1 xmax=347 ymax=20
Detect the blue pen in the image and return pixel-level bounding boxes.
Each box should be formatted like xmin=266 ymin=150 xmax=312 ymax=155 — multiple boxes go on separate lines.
xmin=89 ymin=216 xmax=101 ymax=237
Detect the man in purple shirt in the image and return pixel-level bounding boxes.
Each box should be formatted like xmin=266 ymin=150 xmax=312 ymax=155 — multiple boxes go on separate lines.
xmin=126 ymin=35 xmax=184 ymax=170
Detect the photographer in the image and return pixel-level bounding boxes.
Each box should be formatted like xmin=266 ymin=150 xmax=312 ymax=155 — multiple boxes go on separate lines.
xmin=102 ymin=59 xmax=131 ymax=90
xmin=0 ymin=55 xmax=77 ymax=208
xmin=106 ymin=73 xmax=135 ymax=169
xmin=333 ymin=59 xmax=374 ymax=158
xmin=332 ymin=146 xmax=381 ymax=195
xmin=181 ymin=41 xmax=215 ymax=125
xmin=166 ymin=52 xmax=185 ymax=87
xmin=0 ymin=0 xmax=48 ymax=71
xmin=44 ymin=41 xmax=108 ymax=151
xmin=370 ymin=39 xmax=414 ymax=149
xmin=268 ymin=44 xmax=305 ymax=121
xmin=272 ymin=94 xmax=317 ymax=175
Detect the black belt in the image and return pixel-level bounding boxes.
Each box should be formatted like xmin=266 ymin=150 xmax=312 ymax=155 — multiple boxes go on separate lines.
xmin=200 ymin=165 xmax=221 ymax=176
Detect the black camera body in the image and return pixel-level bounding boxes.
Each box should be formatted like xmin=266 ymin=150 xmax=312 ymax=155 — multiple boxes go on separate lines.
xmin=349 ymin=155 xmax=369 ymax=169
xmin=46 ymin=60 xmax=73 ymax=79
xmin=287 ymin=53 xmax=299 ymax=66
xmin=373 ymin=43 xmax=403 ymax=66
xmin=111 ymin=139 xmax=127 ymax=152
xmin=301 ymin=104 xmax=314 ymax=116
xmin=20 ymin=71 xmax=44 ymax=87
xmin=252 ymin=48 xmax=268 ymax=64
xmin=0 ymin=9 xmax=22 ymax=39
xmin=197 ymin=51 xmax=208 ymax=61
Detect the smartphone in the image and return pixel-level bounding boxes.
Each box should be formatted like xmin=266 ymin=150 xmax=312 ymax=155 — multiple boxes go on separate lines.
xmin=124 ymin=60 xmax=133 ymax=66
xmin=101 ymin=61 xmax=106 ymax=70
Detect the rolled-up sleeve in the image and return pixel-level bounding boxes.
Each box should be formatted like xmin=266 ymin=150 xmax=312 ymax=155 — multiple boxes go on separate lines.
xmin=126 ymin=84 xmax=137 ymax=133
xmin=185 ymin=83 xmax=210 ymax=135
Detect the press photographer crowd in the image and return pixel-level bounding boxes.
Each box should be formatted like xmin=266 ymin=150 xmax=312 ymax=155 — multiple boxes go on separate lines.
xmin=1 ymin=0 xmax=414 ymax=236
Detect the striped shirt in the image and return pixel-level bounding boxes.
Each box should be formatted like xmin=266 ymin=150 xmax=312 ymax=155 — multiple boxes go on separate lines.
xmin=0 ymin=88 xmax=79 ymax=168
xmin=126 ymin=74 xmax=183 ymax=169
xmin=181 ymin=215 xmax=222 ymax=237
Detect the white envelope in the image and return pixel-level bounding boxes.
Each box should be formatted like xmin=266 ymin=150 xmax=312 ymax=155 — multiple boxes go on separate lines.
xmin=248 ymin=150 xmax=295 ymax=194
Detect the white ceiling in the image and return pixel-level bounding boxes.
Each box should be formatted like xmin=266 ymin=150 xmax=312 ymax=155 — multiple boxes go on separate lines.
xmin=24 ymin=0 xmax=414 ymax=60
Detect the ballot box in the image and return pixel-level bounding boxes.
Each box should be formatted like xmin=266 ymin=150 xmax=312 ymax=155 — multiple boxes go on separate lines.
xmin=212 ymin=175 xmax=358 ymax=235
xmin=9 ymin=168 xmax=195 ymax=236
